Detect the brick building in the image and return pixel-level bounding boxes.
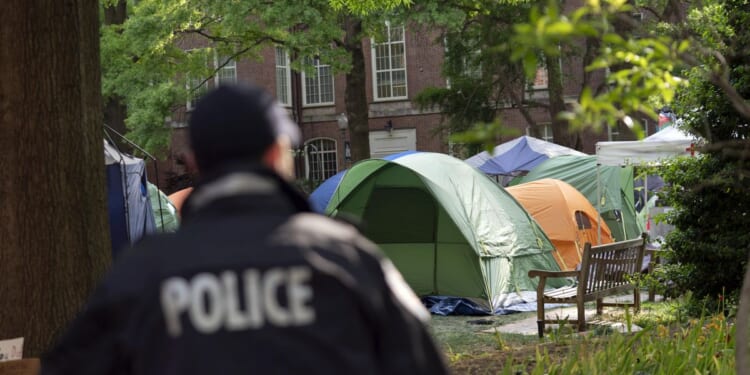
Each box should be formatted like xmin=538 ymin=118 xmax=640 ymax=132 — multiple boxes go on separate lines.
xmin=155 ymin=21 xmax=647 ymax=194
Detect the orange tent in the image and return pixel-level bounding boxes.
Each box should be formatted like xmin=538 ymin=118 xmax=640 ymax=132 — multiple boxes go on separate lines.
xmin=506 ymin=178 xmax=614 ymax=271
xmin=167 ymin=187 xmax=193 ymax=218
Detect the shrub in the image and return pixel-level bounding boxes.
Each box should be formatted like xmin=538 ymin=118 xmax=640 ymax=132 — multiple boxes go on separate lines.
xmin=658 ymin=155 xmax=750 ymax=304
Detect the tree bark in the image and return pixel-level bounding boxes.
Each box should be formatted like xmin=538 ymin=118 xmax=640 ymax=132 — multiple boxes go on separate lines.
xmin=343 ymin=17 xmax=371 ymax=162
xmin=0 ymin=0 xmax=111 ymax=357
xmin=546 ymin=54 xmax=579 ymax=149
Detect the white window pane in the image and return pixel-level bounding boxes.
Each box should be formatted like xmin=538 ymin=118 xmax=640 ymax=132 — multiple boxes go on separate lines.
xmin=373 ymin=23 xmax=407 ymax=100
xmin=319 ymin=67 xmax=334 ymax=103
xmin=306 ymin=139 xmax=338 ymax=183
xmin=276 ymin=67 xmax=289 ymax=105
xmin=392 ymin=70 xmax=406 ymax=86
xmin=378 ymin=84 xmax=391 ymax=98
xmin=391 ymin=44 xmax=405 ymax=69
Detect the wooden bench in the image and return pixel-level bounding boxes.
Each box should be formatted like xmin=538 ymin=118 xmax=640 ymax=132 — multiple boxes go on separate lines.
xmin=528 ymin=233 xmax=647 ymax=337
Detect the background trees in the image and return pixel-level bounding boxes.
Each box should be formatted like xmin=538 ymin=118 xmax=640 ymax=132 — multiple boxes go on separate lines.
xmin=490 ymin=0 xmax=749 ymax=305
xmin=101 ymin=0 xmax=405 ymax=162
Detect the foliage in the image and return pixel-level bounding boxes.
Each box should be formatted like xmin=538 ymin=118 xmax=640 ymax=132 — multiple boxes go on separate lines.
xmin=100 ymin=0 xmax=403 ymax=155
xmin=436 ymin=307 xmax=735 ymax=374
xmin=329 ymin=0 xmax=411 ymax=15
xmin=436 ymin=0 xmax=750 ymax=306
xmin=511 ymin=0 xmax=686 ymax=136
xmin=407 ymin=1 xmax=533 ymax=147
xmin=654 ymin=0 xmax=750 ymax=305
xmin=658 ymin=155 xmax=750 ymax=301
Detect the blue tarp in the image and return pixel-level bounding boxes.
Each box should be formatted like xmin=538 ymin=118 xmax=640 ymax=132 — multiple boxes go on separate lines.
xmin=308 ymin=150 xmax=418 ymax=213
xmin=422 ymin=296 xmax=552 ymax=316
xmin=464 ymin=136 xmax=586 ymax=176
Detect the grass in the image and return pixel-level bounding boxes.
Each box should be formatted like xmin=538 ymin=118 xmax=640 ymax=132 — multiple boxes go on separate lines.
xmin=429 ymin=294 xmax=736 ymax=374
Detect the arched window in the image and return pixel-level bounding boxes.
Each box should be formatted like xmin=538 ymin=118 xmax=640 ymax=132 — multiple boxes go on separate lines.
xmin=304 ymin=138 xmax=338 ymax=186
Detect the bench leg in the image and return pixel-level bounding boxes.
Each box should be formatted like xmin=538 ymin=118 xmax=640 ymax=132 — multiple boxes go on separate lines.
xmin=596 ymin=298 xmax=603 ymax=315
xmin=537 ymin=320 xmax=545 ymax=338
xmin=536 ymin=297 xmax=545 ymax=338
xmin=577 ymin=302 xmax=586 ymax=332
xmin=634 ymin=288 xmax=641 ymax=313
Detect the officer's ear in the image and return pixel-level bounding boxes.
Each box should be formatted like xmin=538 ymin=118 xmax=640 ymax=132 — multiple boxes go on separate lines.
xmin=262 ymin=136 xmax=295 ymax=180
xmin=183 ymin=151 xmax=200 ymax=174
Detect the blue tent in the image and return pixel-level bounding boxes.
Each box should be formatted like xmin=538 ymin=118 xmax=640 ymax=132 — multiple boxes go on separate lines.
xmin=104 ymin=140 xmax=157 ymax=256
xmin=308 ymin=150 xmax=418 ymax=213
xmin=464 ymin=136 xmax=586 ymax=176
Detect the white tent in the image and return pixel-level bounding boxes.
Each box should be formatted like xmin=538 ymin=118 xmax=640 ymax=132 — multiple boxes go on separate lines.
xmin=596 ymin=125 xmax=700 ymax=167
xmin=594 ymin=125 xmax=701 ymax=242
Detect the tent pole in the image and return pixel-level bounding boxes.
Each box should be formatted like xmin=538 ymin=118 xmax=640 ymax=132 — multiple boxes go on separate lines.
xmin=596 ymin=164 xmax=602 ymax=244
xmin=644 ymin=174 xmax=649 ymax=235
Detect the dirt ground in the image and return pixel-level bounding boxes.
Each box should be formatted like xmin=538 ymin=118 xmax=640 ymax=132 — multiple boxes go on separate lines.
xmin=447 ymin=342 xmax=572 ymax=374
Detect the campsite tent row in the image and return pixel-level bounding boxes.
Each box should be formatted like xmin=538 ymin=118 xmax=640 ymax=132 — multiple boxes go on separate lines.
xmin=312 ymin=128 xmax=698 ymax=314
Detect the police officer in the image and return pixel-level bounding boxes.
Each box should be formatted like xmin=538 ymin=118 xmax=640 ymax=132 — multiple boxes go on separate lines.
xmin=42 ymin=84 xmax=449 ymax=374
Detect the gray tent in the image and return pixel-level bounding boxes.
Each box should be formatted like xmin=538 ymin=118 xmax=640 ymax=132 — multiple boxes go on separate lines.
xmin=105 ymin=140 xmax=157 ymax=255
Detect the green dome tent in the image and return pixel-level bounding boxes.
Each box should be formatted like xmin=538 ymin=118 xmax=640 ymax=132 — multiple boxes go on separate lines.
xmin=510 ymin=155 xmax=644 ymax=242
xmin=326 ymin=152 xmax=564 ymax=312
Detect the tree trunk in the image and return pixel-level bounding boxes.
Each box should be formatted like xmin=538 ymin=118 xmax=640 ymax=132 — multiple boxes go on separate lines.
xmin=546 ymin=54 xmax=580 ymax=149
xmin=0 ymin=0 xmax=111 ymax=358
xmin=343 ymin=17 xmax=371 ymax=162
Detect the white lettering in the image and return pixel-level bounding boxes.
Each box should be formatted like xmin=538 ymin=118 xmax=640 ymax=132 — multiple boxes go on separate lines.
xmin=221 ymin=271 xmax=249 ymax=330
xmin=263 ymin=268 xmax=291 ymax=326
xmin=160 ymin=267 xmax=316 ymax=337
xmin=161 ymin=277 xmax=190 ymax=337
xmin=189 ymin=273 xmax=225 ymax=334
xmin=287 ymin=267 xmax=315 ymax=324
xmin=244 ymin=269 xmax=264 ymax=328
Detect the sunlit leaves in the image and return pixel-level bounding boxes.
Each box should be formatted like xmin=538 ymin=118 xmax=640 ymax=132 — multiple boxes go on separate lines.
xmin=511 ymin=0 xmax=688 ymax=135
xmin=329 ymin=0 xmax=411 ymax=15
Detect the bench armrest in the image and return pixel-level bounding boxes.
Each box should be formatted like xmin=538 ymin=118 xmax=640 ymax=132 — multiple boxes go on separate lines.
xmin=528 ymin=269 xmax=580 ymax=292
xmin=528 ymin=270 xmax=580 ymax=279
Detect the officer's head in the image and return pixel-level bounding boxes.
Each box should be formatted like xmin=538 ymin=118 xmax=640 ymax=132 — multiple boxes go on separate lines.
xmin=186 ymin=84 xmax=300 ymax=179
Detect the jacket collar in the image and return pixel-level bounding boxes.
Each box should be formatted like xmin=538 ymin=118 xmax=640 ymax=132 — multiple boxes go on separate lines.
xmin=181 ymin=165 xmax=311 ymax=220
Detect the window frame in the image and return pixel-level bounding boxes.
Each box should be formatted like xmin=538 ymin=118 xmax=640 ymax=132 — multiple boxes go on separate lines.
xmin=304 ymin=138 xmax=339 ymax=185
xmin=275 ymin=47 xmax=292 ymax=107
xmin=538 ymin=123 xmax=553 ymax=142
xmin=185 ymin=51 xmax=236 ymax=111
xmin=301 ymin=57 xmax=335 ymax=107
xmin=371 ymin=23 xmax=408 ymax=101
xmin=214 ymin=54 xmax=237 ymax=87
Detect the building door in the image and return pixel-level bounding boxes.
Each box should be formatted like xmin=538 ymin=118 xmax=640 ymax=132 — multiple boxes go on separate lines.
xmin=369 ymin=128 xmax=416 ymax=158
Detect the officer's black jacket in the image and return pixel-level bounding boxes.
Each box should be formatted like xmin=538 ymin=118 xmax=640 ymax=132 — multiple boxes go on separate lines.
xmin=42 ymin=166 xmax=448 ymax=375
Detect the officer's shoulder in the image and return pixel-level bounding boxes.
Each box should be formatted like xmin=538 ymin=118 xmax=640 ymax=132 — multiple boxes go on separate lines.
xmin=280 ymin=213 xmax=378 ymax=252
xmin=284 ymin=212 xmax=363 ymax=239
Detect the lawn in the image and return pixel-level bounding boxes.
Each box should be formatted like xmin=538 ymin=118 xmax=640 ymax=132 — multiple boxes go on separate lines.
xmin=428 ymin=298 xmax=736 ymax=374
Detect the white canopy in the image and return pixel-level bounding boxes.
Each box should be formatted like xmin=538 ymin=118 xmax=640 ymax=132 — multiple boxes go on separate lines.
xmin=596 ymin=125 xmax=700 ymax=166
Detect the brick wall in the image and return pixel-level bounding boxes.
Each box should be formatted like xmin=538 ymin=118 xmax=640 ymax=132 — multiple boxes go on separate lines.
xmin=156 ymin=16 xmax=619 ymax=188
